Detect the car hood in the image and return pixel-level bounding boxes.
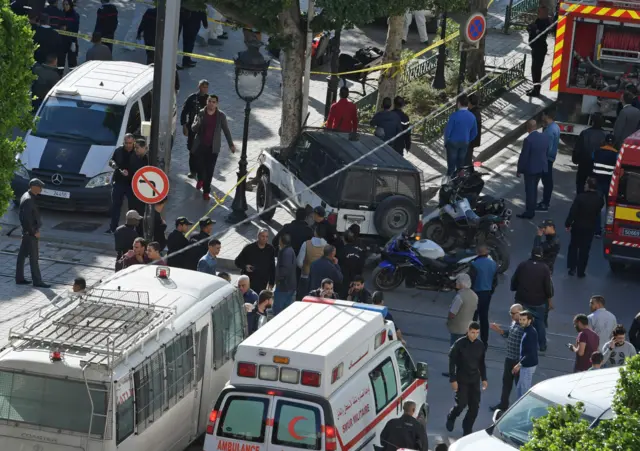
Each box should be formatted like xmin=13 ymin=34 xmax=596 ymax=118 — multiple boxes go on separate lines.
xmin=20 ymin=133 xmax=115 ymax=178
xmin=449 ymin=430 xmax=516 ymax=451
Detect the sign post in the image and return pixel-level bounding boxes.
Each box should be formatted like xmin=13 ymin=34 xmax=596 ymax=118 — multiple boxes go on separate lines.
xmin=459 ymin=12 xmax=487 ymax=93
xmin=131 ymin=165 xmax=170 ymax=241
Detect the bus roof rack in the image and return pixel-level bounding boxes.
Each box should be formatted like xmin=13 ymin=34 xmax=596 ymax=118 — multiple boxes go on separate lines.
xmin=8 ymin=288 xmax=176 ymax=367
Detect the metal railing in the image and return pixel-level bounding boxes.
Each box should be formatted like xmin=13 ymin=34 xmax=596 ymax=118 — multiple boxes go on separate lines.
xmin=418 ymin=55 xmax=527 ymax=142
xmin=504 ymin=0 xmax=539 ymax=32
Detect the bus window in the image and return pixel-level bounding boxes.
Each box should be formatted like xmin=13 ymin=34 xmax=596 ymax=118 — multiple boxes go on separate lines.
xmin=165 ymin=327 xmax=195 ymax=405
xmin=217 ymin=395 xmax=270 ymax=442
xmin=212 ymin=291 xmax=248 ymax=369
xmin=134 ymin=351 xmax=165 ymax=433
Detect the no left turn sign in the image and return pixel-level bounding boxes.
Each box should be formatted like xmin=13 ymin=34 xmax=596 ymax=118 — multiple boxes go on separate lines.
xmin=131 ymin=166 xmax=170 ymax=204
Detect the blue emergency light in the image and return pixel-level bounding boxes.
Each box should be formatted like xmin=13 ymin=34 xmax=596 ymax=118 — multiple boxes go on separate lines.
xmin=302 ymin=297 xmax=388 ymax=317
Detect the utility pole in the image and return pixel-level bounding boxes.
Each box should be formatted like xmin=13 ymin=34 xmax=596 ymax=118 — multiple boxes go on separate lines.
xmin=301 ymin=0 xmax=315 ymax=120
xmin=145 ymin=0 xmax=180 ymax=241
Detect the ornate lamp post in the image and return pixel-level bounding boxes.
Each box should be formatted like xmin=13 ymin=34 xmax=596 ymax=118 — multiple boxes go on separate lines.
xmin=226 ymin=43 xmax=270 ymax=224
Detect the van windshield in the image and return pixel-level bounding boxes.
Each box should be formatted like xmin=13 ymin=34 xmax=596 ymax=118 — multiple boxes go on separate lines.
xmin=0 ymin=370 xmax=108 ymax=436
xmin=618 ymin=167 xmax=640 ymax=206
xmin=33 ymin=97 xmax=125 ymax=146
xmin=492 ymin=392 xmax=595 ymax=447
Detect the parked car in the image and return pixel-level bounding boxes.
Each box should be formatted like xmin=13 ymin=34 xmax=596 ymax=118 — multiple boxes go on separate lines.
xmin=254 ymin=128 xmax=424 ymax=250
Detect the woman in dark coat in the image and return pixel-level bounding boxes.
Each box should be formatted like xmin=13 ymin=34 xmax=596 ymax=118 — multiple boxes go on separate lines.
xmin=61 ymin=0 xmax=80 ymax=73
xmin=465 ymin=93 xmax=482 ymax=166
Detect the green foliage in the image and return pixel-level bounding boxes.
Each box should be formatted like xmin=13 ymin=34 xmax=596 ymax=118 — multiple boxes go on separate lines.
xmin=523 ymin=354 xmax=640 ymax=451
xmin=0 ymin=1 xmax=36 ymax=216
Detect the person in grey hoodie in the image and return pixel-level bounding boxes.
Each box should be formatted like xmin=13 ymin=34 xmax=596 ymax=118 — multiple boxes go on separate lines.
xmin=273 ymin=234 xmax=297 ymax=315
xmin=370 ymin=97 xmax=404 ymax=155
xmin=602 ymin=324 xmax=637 ymax=368
xmin=297 ymin=224 xmax=328 ymax=299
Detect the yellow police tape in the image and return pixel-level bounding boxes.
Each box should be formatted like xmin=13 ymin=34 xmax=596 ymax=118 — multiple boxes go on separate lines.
xmin=184 ymin=164 xmax=259 ymax=238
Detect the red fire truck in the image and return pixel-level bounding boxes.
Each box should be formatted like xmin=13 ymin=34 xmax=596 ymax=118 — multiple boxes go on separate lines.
xmin=551 ymin=0 xmax=640 ymax=135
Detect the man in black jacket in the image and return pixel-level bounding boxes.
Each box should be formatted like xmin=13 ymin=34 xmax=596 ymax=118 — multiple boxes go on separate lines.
xmin=272 ymin=207 xmax=313 ymax=255
xmin=114 ymin=210 xmax=141 ymax=262
xmin=15 ymin=179 xmax=49 ymax=288
xmin=32 ymin=54 xmax=60 ymax=111
xmin=235 ymin=229 xmax=277 ymax=293
xmin=150 ymin=196 xmax=168 ymax=251
xmin=180 ymin=79 xmax=209 ymax=179
xmin=166 ymin=216 xmax=193 ymax=269
xmin=392 ymin=96 xmax=412 ymax=155
xmin=446 ymin=322 xmax=487 ymax=436
xmin=188 ymin=217 xmax=215 ymax=269
xmin=573 ymin=113 xmax=606 ymax=194
xmin=107 ymin=134 xmax=136 ymax=233
xmin=137 ymin=7 xmax=157 ymax=64
xmin=511 ymin=247 xmax=553 ymax=352
xmin=566 ymin=177 xmax=604 ymax=278
xmin=380 ymin=401 xmax=428 ymax=451
xmin=94 ymin=0 xmax=118 ymax=52
xmin=33 ymin=13 xmax=62 ymax=65
xmin=128 ymin=139 xmax=150 ymax=216
xmin=465 ymin=94 xmax=482 ymax=166
xmin=533 ymin=219 xmax=560 ymax=274
xmin=273 ymin=234 xmax=297 ymax=315
xmin=337 ymin=228 xmax=365 ymax=297
xmin=526 ymin=7 xmax=552 ymax=97
xmin=43 ymin=0 xmax=63 ymax=29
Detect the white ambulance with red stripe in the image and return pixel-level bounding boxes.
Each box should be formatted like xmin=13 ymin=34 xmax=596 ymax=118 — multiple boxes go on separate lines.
xmin=203 ymin=297 xmax=430 ymax=451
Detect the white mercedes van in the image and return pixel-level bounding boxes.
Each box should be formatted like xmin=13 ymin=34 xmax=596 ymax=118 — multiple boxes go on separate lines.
xmin=12 ymin=60 xmax=175 ymax=213
xmin=450 ymin=368 xmax=620 ymax=450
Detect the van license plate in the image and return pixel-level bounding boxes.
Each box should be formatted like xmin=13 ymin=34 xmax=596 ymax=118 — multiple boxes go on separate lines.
xmin=621 ymin=228 xmax=640 ymax=238
xmin=41 ymin=189 xmax=70 ymax=199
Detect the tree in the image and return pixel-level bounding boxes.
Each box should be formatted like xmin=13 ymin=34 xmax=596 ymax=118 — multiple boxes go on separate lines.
xmin=465 ymin=0 xmax=488 ymax=81
xmin=0 ymin=1 xmax=36 ymax=216
xmin=522 ymin=354 xmax=640 ymax=451
xmin=376 ymin=16 xmax=404 ymax=110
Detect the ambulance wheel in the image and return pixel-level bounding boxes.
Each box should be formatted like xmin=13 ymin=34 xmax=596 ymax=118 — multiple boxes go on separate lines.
xmin=256 ymin=174 xmax=276 ymax=221
xmin=609 ymin=261 xmax=625 ymax=273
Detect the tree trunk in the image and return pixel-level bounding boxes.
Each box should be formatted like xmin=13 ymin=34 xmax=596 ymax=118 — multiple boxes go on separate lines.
xmin=376 ymin=15 xmax=404 ymax=111
xmin=278 ymin=4 xmax=305 ymax=151
xmin=466 ymin=0 xmax=489 ymax=82
xmin=324 ymin=26 xmax=342 ymax=120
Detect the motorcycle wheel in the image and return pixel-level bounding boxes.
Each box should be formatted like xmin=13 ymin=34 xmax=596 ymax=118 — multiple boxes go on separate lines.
xmin=372 ymin=266 xmax=405 ymax=291
xmin=424 ymin=219 xmax=456 ymax=251
xmin=486 ymin=237 xmax=510 ymax=274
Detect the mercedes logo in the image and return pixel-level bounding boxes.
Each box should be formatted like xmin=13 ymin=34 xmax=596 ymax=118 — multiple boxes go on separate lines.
xmin=51 ymin=173 xmax=63 ymax=186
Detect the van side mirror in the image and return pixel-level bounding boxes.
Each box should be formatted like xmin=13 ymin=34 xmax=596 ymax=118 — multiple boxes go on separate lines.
xmin=492 ymin=409 xmax=504 ymax=423
xmin=416 ymin=362 xmax=429 ymax=380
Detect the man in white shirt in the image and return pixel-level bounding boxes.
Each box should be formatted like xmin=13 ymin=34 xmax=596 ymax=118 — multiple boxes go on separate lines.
xmin=588 ymin=295 xmax=617 ymax=347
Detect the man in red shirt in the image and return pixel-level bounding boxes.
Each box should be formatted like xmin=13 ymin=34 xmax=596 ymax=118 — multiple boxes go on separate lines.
xmin=326 ymin=87 xmax=358 ymax=133
xmin=570 ymin=314 xmax=600 ymax=372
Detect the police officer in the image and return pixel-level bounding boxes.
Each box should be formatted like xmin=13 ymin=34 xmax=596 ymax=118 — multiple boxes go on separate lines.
xmin=534 ymin=219 xmax=560 ymax=274
xmin=526 ymin=6 xmax=552 ymax=97
xmin=188 ymin=217 xmax=215 ymax=269
xmin=572 ymin=112 xmax=606 ymax=194
xmin=379 ymin=401 xmax=428 ymax=451
xmin=593 ymin=133 xmax=619 ymax=236
xmin=167 ymin=217 xmax=193 ymax=269
xmin=180 ymin=79 xmax=209 ymax=179
xmin=114 ymin=210 xmax=142 ymax=264
xmin=33 ymin=13 xmax=62 ymax=65
xmin=566 ymin=177 xmax=604 ymax=278
xmin=43 ymin=0 xmax=63 ymax=29
xmin=15 ymin=179 xmax=50 ymax=288
xmin=94 ymin=0 xmax=118 ymax=52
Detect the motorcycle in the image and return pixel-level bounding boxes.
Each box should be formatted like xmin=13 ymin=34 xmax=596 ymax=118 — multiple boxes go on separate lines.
xmin=423 ymin=172 xmax=511 ymax=273
xmin=438 ymin=165 xmax=510 ymax=217
xmin=372 ymin=234 xmax=476 ymax=292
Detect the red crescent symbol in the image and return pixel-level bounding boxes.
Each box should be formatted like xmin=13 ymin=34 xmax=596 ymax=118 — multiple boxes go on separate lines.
xmin=288 ymin=416 xmax=307 ymax=440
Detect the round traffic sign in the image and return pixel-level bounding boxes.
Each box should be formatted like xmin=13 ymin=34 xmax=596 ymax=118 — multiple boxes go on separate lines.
xmin=465 ymin=13 xmax=486 ymax=44
xmin=131 ymin=166 xmax=170 ymax=204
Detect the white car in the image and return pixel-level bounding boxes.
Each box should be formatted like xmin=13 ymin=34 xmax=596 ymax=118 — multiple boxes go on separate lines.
xmin=255 ymin=129 xmax=424 ymax=248
xmin=450 ymin=367 xmax=619 ymax=450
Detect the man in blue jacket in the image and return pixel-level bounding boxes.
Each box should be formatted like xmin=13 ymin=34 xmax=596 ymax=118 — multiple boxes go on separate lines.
xmin=512 ymin=310 xmax=538 ymax=397
xmin=444 ymin=94 xmax=478 ymax=176
xmin=537 ymin=108 xmax=560 ymax=211
xmin=308 ymin=245 xmax=343 ymax=292
xmin=470 ymin=245 xmax=498 ymax=349
xmin=516 ymin=120 xmax=549 ymax=219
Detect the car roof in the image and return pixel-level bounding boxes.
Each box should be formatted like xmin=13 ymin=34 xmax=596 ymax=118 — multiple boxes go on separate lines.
xmin=532 ymin=367 xmax=620 ymax=414
xmin=51 ymin=61 xmax=154 ymax=105
xmin=304 ymin=130 xmax=418 ymax=172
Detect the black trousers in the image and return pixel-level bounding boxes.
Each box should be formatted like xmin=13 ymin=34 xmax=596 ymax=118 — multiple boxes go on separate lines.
xmin=567 ymin=227 xmax=595 ymax=275
xmin=187 ymin=133 xmax=199 ymax=177
xmin=576 ymin=167 xmax=591 ymax=195
xmin=198 ymin=151 xmax=220 ymax=194
xmin=180 ymin=12 xmax=200 ymax=64
xmin=464 ymin=145 xmax=477 ymax=166
xmin=499 ymin=357 xmax=520 ymax=408
xmin=103 ymin=34 xmax=114 ymax=52
xmin=448 ymin=380 xmax=481 ymax=435
xmin=145 ymin=49 xmax=154 ymax=65
xmin=530 ymin=47 xmax=546 ymax=92
xmin=15 ymin=235 xmax=43 ymax=284
xmin=473 ymin=291 xmax=492 ymax=348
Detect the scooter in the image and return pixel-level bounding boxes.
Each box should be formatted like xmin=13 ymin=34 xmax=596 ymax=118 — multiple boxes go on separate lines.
xmin=372 ymin=234 xmax=476 ymax=292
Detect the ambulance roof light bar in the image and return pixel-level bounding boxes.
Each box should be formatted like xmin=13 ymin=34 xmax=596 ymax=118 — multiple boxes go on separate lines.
xmin=302 ymin=297 xmax=388 ymax=317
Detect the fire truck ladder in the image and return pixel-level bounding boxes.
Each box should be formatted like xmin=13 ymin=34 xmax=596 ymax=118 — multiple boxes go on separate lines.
xmin=8 ymin=289 xmax=177 ymax=445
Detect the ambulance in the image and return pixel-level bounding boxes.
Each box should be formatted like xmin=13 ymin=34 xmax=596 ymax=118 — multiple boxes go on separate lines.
xmin=203 ymin=297 xmax=430 ymax=451
xmin=604 ymin=130 xmax=640 ymax=271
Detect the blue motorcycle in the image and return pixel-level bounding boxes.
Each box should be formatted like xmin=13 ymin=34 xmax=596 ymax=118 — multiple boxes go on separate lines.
xmin=372 ymin=234 xmax=476 ymax=292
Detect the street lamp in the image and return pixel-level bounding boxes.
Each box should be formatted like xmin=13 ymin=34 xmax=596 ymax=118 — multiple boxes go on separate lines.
xmin=226 ymin=43 xmax=270 ymax=224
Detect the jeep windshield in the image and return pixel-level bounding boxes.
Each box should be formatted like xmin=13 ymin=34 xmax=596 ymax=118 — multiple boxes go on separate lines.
xmin=33 ymin=97 xmax=125 ymax=146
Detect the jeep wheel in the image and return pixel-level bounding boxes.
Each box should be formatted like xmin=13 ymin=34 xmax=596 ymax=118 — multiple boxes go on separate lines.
xmin=374 ymin=196 xmax=419 ymax=239
xmin=256 ymin=174 xmax=276 ymax=221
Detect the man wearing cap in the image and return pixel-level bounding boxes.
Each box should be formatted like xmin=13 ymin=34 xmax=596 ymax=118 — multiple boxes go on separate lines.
xmin=113 ymin=210 xmax=142 ymax=269
xmin=180 ymin=79 xmax=209 ymax=180
xmin=312 ymin=206 xmax=337 ymax=246
xmin=188 ymin=217 xmax=215 ymax=269
xmin=167 ymin=217 xmax=193 ymax=269
xmin=16 ymin=179 xmax=49 ymax=288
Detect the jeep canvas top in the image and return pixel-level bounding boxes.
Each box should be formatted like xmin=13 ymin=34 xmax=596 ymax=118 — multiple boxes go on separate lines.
xmin=255 ymin=129 xmax=423 ymax=246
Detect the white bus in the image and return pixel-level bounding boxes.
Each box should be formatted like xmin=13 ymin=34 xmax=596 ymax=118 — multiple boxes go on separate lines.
xmin=0 ymin=265 xmax=247 ymax=451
